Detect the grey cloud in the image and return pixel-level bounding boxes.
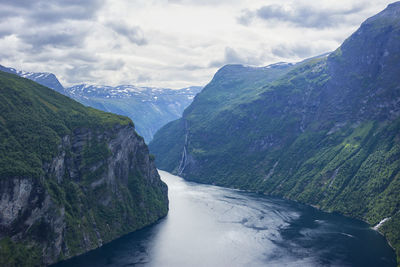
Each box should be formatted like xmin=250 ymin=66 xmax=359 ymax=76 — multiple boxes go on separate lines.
xmin=271 ymin=44 xmax=314 ymax=58
xmin=0 ymin=0 xmax=36 ymax=8
xmin=65 ymin=51 xmax=98 ymax=63
xmin=107 ymin=22 xmax=148 ymax=46
xmin=0 ymin=29 xmax=12 ymax=38
xmin=270 ymin=42 xmax=333 ymax=59
xmin=25 ymin=50 xmax=98 ymax=64
xmin=238 ymin=4 xmax=365 ymax=29
xmin=64 ymin=58 xmax=125 ymax=84
xmin=209 ymin=47 xmax=262 ymax=68
xmin=178 ymin=63 xmax=207 ymax=71
xmin=65 ymin=64 xmax=96 ymax=83
xmin=136 ymin=74 xmax=152 ymax=83
xmin=0 ymin=5 xmax=21 ymax=19
xmin=0 ymin=0 xmax=105 ymax=24
xmin=18 ymin=31 xmax=85 ymax=51
xmin=103 ymin=59 xmax=125 ymax=71
xmin=167 ymin=0 xmax=241 ymax=6
xmin=237 ymin=9 xmax=253 ymax=26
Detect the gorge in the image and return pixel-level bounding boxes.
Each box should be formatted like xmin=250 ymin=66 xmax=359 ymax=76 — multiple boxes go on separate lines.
xmin=150 ymin=2 xmax=400 ymax=263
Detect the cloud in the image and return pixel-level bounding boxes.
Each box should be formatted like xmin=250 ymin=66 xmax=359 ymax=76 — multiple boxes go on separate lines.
xmin=65 ymin=64 xmax=96 ymax=83
xmin=18 ymin=31 xmax=85 ymax=51
xmin=0 ymin=0 xmax=105 ymax=24
xmin=103 ymin=59 xmax=126 ymax=71
xmin=271 ymin=43 xmax=315 ymax=58
xmin=0 ymin=0 xmax=103 ymax=57
xmin=0 ymin=0 xmax=36 ymax=9
xmin=0 ymin=0 xmax=394 ymax=88
xmin=208 ymin=47 xmax=264 ymax=68
xmin=64 ymin=51 xmax=99 ymax=63
xmin=238 ymin=3 xmax=365 ymax=29
xmin=107 ymin=22 xmax=148 ymax=46
xmin=237 ymin=9 xmax=254 ymax=26
xmin=167 ymin=0 xmax=241 ymax=6
xmin=136 ymin=74 xmax=152 ymax=83
xmin=0 ymin=29 xmax=12 ymax=39
xmin=178 ymin=63 xmax=207 ymax=71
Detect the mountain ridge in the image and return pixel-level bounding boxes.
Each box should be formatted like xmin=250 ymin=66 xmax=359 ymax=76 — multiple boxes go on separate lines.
xmin=0 ymin=70 xmax=169 ymax=266
xmin=0 ymin=64 xmax=202 ymax=142
xmin=150 ymin=2 xmax=400 ymax=263
xmin=65 ymin=83 xmax=202 ymax=142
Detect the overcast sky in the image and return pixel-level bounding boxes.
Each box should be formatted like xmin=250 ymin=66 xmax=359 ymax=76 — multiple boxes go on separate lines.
xmin=0 ymin=0 xmax=395 ymax=88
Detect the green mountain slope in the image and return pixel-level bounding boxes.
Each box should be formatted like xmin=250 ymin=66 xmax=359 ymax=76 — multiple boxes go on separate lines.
xmin=0 ymin=71 xmax=168 ymax=266
xmin=66 ymin=85 xmax=202 ymax=143
xmin=0 ymin=64 xmax=202 ymax=144
xmin=150 ymin=2 xmax=400 ymax=263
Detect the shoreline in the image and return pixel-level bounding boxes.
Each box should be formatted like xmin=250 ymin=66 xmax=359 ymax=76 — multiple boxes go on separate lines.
xmin=174 ymin=170 xmax=398 ymax=262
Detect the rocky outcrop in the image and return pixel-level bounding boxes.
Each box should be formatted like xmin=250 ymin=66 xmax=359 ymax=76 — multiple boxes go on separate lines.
xmin=150 ymin=2 xmax=400 ymax=263
xmin=0 ymin=124 xmax=168 ymax=266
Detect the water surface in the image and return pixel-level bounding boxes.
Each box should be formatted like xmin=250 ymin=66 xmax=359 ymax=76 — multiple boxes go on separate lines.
xmin=54 ymin=170 xmax=396 ymax=267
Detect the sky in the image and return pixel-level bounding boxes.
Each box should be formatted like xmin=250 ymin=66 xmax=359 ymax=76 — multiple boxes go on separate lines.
xmin=0 ymin=0 xmax=396 ymax=88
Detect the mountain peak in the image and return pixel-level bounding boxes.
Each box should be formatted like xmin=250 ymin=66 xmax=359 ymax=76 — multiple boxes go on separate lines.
xmin=0 ymin=64 xmax=65 ymax=94
xmin=328 ymin=1 xmax=400 ymax=83
xmin=362 ymin=1 xmax=400 ymax=28
xmin=384 ymin=1 xmax=400 ymax=13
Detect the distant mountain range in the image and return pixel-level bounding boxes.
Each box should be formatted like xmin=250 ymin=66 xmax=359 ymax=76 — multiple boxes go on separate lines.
xmin=0 ymin=64 xmax=202 ymax=142
xmin=65 ymin=84 xmax=202 ymax=142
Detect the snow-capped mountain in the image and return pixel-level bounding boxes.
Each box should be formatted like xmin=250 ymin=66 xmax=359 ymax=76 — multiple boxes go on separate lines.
xmin=67 ymin=84 xmax=199 ymax=101
xmin=0 ymin=65 xmax=65 ymax=94
xmin=0 ymin=64 xmax=201 ymax=142
xmin=65 ymin=84 xmax=202 ymax=142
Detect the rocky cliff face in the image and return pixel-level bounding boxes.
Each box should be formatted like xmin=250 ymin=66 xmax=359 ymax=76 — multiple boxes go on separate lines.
xmin=0 ymin=71 xmax=168 ymax=266
xmin=150 ymin=2 xmax=400 ymax=263
xmin=0 ymin=125 xmax=168 ymax=267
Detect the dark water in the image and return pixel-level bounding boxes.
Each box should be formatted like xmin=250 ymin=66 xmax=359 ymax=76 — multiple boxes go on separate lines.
xmin=54 ymin=170 xmax=396 ymax=267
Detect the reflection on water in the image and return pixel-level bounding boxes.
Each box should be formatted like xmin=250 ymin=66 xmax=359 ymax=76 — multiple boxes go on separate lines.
xmin=53 ymin=170 xmax=396 ymax=267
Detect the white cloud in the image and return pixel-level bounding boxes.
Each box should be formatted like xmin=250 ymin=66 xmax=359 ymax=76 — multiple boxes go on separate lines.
xmin=0 ymin=0 xmax=395 ymax=88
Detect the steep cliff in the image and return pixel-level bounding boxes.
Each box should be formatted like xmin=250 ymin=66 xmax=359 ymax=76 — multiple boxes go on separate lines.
xmin=150 ymin=2 xmax=400 ymax=262
xmin=65 ymin=84 xmax=202 ymax=143
xmin=0 ymin=71 xmax=168 ymax=266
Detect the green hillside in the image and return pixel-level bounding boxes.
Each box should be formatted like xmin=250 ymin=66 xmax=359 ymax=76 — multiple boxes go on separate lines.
xmin=150 ymin=2 xmax=400 ymax=263
xmin=0 ymin=71 xmax=168 ymax=266
xmin=0 ymin=71 xmax=131 ymax=180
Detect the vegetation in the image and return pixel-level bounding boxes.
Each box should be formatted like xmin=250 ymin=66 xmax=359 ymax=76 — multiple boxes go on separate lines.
xmin=0 ymin=71 xmax=168 ymax=266
xmin=0 ymin=70 xmax=131 ymax=179
xmin=150 ymin=3 xmax=400 ymax=264
xmin=0 ymin=238 xmax=41 ymax=267
xmin=66 ymin=85 xmax=202 ymax=143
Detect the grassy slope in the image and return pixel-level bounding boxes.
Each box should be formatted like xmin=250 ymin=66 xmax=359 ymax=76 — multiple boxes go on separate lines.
xmin=150 ymin=3 xmax=400 ymax=263
xmin=74 ymin=96 xmax=182 ymax=143
xmin=68 ymin=87 xmax=201 ymax=143
xmin=0 ymin=71 xmax=168 ymax=266
xmin=0 ymin=71 xmax=131 ymax=179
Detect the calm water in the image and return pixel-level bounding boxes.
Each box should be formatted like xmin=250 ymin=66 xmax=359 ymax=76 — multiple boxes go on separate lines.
xmin=54 ymin=170 xmax=396 ymax=267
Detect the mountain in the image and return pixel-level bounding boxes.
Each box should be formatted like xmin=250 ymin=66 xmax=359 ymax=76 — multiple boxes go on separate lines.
xmin=149 ymin=2 xmax=400 ymax=263
xmin=65 ymin=84 xmax=202 ymax=142
xmin=0 ymin=70 xmax=168 ymax=266
xmin=0 ymin=64 xmax=202 ymax=143
xmin=0 ymin=65 xmax=65 ymax=94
